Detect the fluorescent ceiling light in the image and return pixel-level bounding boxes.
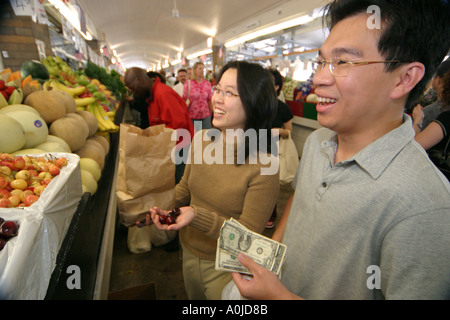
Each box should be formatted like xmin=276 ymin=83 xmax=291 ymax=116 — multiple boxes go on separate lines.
xmin=187 ymin=49 xmax=213 ymax=60
xmin=225 ymin=14 xmax=316 ymax=48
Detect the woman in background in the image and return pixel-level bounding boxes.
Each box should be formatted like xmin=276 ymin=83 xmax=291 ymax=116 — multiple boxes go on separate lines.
xmin=183 ymin=61 xmax=213 ymax=130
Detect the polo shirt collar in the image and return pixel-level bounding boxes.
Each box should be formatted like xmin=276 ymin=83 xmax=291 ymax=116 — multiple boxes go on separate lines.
xmin=322 ymin=115 xmax=415 ymax=179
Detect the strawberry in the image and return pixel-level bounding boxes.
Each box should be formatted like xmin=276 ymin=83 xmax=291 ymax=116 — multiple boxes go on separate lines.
xmin=0 ymin=91 xmax=8 ymax=100
xmin=0 ymin=80 xmax=5 ymax=90
xmin=4 ymin=86 xmax=15 ymax=96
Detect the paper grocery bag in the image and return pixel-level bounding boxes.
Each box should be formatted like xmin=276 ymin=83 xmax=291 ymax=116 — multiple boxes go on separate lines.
xmin=116 ymin=124 xmax=177 ymax=250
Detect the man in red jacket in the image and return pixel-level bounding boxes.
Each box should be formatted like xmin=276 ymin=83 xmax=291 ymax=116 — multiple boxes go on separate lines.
xmin=124 ymin=67 xmax=194 ymax=183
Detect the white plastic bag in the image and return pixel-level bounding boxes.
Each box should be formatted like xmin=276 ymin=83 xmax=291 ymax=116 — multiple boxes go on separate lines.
xmin=278 ymin=132 xmax=299 ymax=185
xmin=0 ymin=153 xmax=82 ymax=300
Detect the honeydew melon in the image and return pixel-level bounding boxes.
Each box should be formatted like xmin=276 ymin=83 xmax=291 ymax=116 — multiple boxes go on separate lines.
xmin=4 ymin=111 xmax=48 ymax=149
xmin=0 ymin=114 xmax=26 ymax=153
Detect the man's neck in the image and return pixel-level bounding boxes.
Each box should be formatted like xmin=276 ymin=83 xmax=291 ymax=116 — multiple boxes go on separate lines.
xmin=334 ymin=116 xmax=404 ymax=164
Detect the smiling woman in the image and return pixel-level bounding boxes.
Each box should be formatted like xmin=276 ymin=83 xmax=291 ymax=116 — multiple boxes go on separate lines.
xmin=143 ymin=60 xmax=280 ymax=300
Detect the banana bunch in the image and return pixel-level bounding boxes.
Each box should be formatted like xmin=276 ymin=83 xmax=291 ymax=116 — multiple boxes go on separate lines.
xmin=44 ymin=79 xmax=95 ymax=108
xmin=44 ymin=79 xmax=85 ymax=96
xmin=88 ymin=102 xmax=119 ymax=133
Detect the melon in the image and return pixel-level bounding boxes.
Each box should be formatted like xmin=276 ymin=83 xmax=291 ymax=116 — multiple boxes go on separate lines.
xmin=24 ymin=90 xmax=66 ymax=124
xmin=64 ymin=113 xmax=89 ymax=140
xmin=51 ymin=90 xmax=76 ymax=113
xmin=20 ymin=60 xmax=50 ymax=80
xmin=80 ymin=169 xmax=97 ymax=195
xmin=13 ymin=148 xmax=46 ymax=155
xmin=4 ymin=111 xmax=48 ymax=149
xmin=80 ymin=158 xmax=101 ymax=181
xmin=76 ymin=110 xmax=98 ymax=137
xmin=0 ymin=114 xmax=26 ymax=153
xmin=45 ymin=135 xmax=71 ymax=153
xmin=75 ymin=143 xmax=105 ymax=169
xmin=0 ymin=104 xmax=40 ymax=116
xmin=89 ymin=135 xmax=109 ymax=154
xmin=35 ymin=141 xmax=70 ymax=153
xmin=49 ymin=117 xmax=87 ymax=152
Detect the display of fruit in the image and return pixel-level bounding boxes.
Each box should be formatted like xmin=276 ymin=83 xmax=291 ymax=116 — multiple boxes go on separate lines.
xmin=87 ymin=102 xmax=119 ymax=133
xmin=0 ymin=218 xmax=19 ymax=251
xmin=158 ymin=207 xmax=181 ymax=225
xmin=0 ymin=79 xmax=23 ymax=108
xmin=0 ymin=153 xmax=68 ymax=208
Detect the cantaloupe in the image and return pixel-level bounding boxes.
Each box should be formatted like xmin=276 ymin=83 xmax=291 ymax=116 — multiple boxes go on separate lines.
xmin=0 ymin=114 xmax=26 ymax=153
xmin=5 ymin=111 xmax=48 ymax=149
xmin=89 ymin=135 xmax=109 ymax=154
xmin=24 ymin=90 xmax=66 ymax=124
xmin=51 ymin=90 xmax=76 ymax=113
xmin=75 ymin=142 xmax=105 ymax=169
xmin=76 ymin=110 xmax=98 ymax=137
xmin=64 ymin=113 xmax=89 ymax=140
xmin=49 ymin=117 xmax=87 ymax=152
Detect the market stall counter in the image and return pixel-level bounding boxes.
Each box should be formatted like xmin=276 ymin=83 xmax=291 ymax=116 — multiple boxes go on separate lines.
xmin=44 ymin=128 xmax=120 ymax=300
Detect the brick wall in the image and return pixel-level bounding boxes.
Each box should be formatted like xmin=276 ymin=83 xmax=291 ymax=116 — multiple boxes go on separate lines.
xmin=0 ymin=1 xmax=52 ymax=71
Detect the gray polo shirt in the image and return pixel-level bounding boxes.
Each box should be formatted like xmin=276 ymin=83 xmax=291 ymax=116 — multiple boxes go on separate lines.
xmin=281 ymin=115 xmax=450 ymax=300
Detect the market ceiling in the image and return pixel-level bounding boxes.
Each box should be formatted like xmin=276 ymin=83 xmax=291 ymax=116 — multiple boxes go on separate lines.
xmin=76 ymin=0 xmax=326 ymax=70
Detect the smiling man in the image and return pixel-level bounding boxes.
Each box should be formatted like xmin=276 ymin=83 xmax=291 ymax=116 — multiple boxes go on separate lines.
xmin=232 ymin=0 xmax=450 ymax=300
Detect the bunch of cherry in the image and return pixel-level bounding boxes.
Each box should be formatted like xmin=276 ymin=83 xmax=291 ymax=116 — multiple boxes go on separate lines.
xmin=0 ymin=217 xmax=19 ymax=251
xmin=158 ymin=207 xmax=181 ymax=225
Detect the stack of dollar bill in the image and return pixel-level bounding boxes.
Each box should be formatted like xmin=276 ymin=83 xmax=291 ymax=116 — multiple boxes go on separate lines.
xmin=215 ymin=218 xmax=287 ymax=276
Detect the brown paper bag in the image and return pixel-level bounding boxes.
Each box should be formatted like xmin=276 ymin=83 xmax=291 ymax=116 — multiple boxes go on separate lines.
xmin=116 ymin=124 xmax=177 ymax=250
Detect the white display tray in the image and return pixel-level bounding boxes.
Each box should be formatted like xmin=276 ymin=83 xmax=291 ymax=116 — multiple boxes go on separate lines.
xmin=0 ymin=153 xmax=82 ymax=300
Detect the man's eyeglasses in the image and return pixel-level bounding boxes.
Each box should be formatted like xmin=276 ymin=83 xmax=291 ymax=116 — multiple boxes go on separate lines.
xmin=212 ymin=86 xmax=239 ymax=99
xmin=312 ymin=58 xmax=403 ymax=77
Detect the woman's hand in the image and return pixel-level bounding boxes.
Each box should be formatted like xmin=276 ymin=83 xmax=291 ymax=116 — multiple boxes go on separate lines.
xmin=231 ymin=254 xmax=303 ymax=300
xmin=150 ymin=206 xmax=196 ymax=231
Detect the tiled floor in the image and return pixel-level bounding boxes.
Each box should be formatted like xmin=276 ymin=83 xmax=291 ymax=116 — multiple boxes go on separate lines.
xmin=108 ymin=184 xmax=294 ymax=300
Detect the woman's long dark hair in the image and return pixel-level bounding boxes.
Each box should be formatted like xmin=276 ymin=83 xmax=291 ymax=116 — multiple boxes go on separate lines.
xmin=215 ymin=60 xmax=278 ymax=156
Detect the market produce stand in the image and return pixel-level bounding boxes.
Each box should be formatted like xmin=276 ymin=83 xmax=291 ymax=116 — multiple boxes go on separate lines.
xmin=44 ymin=106 xmax=125 ymax=300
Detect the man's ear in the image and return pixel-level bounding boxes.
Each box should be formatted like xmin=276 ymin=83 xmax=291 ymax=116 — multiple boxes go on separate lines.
xmin=389 ymin=62 xmax=425 ymax=100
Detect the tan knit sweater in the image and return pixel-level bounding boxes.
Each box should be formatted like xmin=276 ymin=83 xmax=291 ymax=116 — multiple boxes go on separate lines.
xmin=176 ymin=130 xmax=280 ymax=261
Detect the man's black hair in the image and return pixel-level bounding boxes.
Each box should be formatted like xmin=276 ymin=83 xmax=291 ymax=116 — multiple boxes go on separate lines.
xmin=324 ymin=0 xmax=450 ymax=108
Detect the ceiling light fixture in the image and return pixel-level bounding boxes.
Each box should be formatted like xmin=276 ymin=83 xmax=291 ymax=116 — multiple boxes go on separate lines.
xmin=186 ymin=49 xmax=213 ymax=60
xmin=224 ymin=13 xmax=318 ymax=48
